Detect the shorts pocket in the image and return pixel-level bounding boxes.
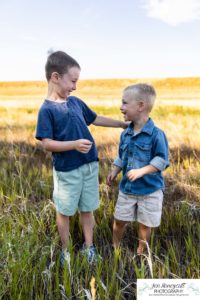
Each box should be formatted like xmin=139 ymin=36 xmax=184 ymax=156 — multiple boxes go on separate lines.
xmin=56 ymin=169 xmax=78 ymax=183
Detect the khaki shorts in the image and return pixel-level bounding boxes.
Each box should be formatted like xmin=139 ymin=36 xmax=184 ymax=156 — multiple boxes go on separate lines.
xmin=114 ymin=190 xmax=163 ymax=227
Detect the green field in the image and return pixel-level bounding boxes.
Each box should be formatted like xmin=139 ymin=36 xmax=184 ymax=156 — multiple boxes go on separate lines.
xmin=0 ymin=79 xmax=200 ymax=299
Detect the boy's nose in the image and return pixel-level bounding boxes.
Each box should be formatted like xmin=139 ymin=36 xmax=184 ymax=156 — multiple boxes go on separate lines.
xmin=120 ymin=105 xmax=124 ymax=112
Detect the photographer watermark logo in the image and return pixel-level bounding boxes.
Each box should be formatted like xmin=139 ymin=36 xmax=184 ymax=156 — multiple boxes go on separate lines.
xmin=137 ymin=279 xmax=200 ymax=299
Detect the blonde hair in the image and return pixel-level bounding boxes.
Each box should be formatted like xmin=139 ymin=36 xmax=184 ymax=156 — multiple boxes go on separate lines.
xmin=124 ymin=83 xmax=156 ymax=112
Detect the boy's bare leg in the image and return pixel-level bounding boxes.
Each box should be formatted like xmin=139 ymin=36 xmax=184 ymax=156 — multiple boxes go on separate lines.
xmin=56 ymin=212 xmax=70 ymax=250
xmin=137 ymin=223 xmax=151 ymax=254
xmin=80 ymin=211 xmax=94 ymax=247
xmin=113 ymin=219 xmax=128 ymax=248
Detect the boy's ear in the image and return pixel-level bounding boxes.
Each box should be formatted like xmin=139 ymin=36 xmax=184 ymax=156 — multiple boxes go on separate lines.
xmin=51 ymin=72 xmax=60 ymax=82
xmin=138 ymin=101 xmax=145 ymax=111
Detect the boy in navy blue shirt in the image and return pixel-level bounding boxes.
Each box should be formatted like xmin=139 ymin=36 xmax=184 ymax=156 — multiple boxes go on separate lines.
xmin=107 ymin=84 xmax=169 ymax=254
xmin=36 ymin=51 xmax=127 ymax=266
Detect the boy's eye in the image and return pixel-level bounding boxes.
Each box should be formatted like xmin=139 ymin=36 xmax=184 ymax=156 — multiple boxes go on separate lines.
xmin=121 ymin=99 xmax=127 ymax=105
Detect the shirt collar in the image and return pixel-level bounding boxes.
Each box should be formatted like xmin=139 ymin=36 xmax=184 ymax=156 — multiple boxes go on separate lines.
xmin=126 ymin=118 xmax=155 ymax=136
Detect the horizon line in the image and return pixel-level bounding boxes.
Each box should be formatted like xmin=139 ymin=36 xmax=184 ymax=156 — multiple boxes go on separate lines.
xmin=0 ymin=75 xmax=200 ymax=83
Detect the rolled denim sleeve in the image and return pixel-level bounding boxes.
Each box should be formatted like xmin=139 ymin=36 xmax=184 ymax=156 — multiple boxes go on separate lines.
xmin=150 ymin=130 xmax=170 ymax=171
xmin=113 ymin=132 xmax=124 ymax=169
xmin=113 ymin=157 xmax=123 ymax=168
xmin=150 ymin=156 xmax=169 ymax=171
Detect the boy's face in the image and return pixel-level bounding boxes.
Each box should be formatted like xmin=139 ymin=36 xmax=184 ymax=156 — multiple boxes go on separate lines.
xmin=53 ymin=66 xmax=80 ymax=99
xmin=120 ymin=91 xmax=142 ymax=121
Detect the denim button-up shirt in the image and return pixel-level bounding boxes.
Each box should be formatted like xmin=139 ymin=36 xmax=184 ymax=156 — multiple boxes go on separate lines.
xmin=114 ymin=118 xmax=169 ymax=195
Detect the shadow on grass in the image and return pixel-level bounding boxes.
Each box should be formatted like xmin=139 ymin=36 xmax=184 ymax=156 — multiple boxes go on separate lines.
xmin=0 ymin=141 xmax=199 ymax=204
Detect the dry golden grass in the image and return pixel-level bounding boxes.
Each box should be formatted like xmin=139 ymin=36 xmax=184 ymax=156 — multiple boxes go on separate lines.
xmin=0 ymin=80 xmax=200 ymax=298
xmin=1 ymin=77 xmax=200 ymax=102
xmin=0 ymin=79 xmax=199 ymax=205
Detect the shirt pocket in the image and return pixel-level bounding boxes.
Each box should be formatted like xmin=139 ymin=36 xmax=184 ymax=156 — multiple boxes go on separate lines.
xmin=134 ymin=142 xmax=152 ymax=162
xmin=120 ymin=143 xmax=128 ymax=162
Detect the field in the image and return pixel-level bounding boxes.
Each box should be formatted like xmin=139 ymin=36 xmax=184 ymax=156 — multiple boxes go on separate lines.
xmin=0 ymin=78 xmax=200 ymax=299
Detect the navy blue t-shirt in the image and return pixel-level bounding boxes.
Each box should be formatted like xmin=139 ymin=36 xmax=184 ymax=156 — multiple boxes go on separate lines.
xmin=35 ymin=96 xmax=98 ymax=171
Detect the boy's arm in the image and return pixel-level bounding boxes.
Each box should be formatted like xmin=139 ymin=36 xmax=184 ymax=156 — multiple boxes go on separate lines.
xmin=107 ymin=165 xmax=122 ymax=186
xmin=107 ymin=132 xmax=124 ymax=186
xmin=150 ymin=130 xmax=170 ymax=171
xmin=127 ymin=130 xmax=169 ymax=182
xmin=93 ymin=115 xmax=128 ymax=129
xmin=127 ymin=165 xmax=158 ymax=182
xmin=42 ymin=138 xmax=92 ymax=153
xmin=77 ymin=99 xmax=128 ymax=128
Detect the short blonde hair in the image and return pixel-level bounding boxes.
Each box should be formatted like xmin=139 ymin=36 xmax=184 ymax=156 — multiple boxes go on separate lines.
xmin=124 ymin=83 xmax=156 ymax=112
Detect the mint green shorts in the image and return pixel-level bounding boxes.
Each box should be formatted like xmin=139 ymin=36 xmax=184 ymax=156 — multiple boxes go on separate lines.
xmin=53 ymin=161 xmax=99 ymax=216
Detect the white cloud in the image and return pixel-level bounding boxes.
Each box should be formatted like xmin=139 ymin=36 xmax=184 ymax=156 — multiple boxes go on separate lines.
xmin=141 ymin=0 xmax=200 ymax=25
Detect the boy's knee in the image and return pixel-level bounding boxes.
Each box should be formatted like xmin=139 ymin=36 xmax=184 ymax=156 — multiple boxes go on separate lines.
xmin=139 ymin=222 xmax=151 ymax=230
xmin=113 ymin=219 xmax=127 ymax=229
xmin=80 ymin=211 xmax=93 ymax=216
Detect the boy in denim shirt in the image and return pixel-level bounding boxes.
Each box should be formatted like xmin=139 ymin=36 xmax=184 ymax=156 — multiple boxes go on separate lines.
xmin=36 ymin=51 xmax=127 ymax=266
xmin=107 ymin=84 xmax=169 ymax=254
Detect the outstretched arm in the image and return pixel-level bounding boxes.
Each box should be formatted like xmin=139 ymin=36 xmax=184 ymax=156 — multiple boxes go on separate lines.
xmin=93 ymin=115 xmax=128 ymax=129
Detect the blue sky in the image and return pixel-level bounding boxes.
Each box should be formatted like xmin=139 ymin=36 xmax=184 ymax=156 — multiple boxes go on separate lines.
xmin=0 ymin=0 xmax=200 ymax=81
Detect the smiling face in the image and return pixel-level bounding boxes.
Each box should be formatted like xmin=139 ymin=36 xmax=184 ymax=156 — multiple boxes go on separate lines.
xmin=120 ymin=91 xmax=142 ymax=122
xmin=51 ymin=66 xmax=80 ymax=99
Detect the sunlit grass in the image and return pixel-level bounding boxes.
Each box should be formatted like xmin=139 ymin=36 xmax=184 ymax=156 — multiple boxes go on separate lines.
xmin=0 ymin=87 xmax=200 ymax=298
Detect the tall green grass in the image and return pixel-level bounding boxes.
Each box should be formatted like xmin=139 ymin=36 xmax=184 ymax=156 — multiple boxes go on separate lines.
xmin=0 ymin=104 xmax=200 ymax=299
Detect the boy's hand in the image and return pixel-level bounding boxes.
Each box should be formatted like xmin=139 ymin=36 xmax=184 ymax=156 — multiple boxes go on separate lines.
xmin=74 ymin=139 xmax=92 ymax=153
xmin=107 ymin=169 xmax=119 ymax=186
xmin=127 ymin=168 xmax=144 ymax=181
xmin=121 ymin=121 xmax=131 ymax=129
